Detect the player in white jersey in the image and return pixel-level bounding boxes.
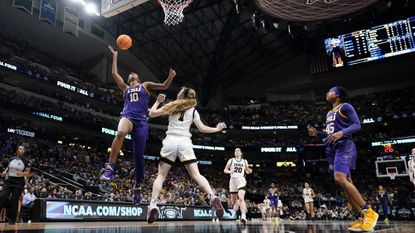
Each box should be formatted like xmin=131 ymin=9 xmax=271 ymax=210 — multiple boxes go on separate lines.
xmin=224 ymin=148 xmax=252 ymax=225
xmin=302 ymin=182 xmax=316 ymax=220
xmin=408 ymin=148 xmax=415 ymax=187
xmin=146 ymin=87 xmax=227 ymax=224
xmin=262 ymin=196 xmax=271 ymax=220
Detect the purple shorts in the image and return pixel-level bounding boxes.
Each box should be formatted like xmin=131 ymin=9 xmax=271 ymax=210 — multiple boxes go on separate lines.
xmin=325 ymin=139 xmax=357 ymax=177
xmin=269 ymin=196 xmax=278 ymax=207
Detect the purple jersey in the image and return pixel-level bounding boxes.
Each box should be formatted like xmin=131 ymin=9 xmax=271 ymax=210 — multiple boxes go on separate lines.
xmin=323 ymin=103 xmax=361 ymax=143
xmin=378 ymin=191 xmax=389 ymax=205
xmin=322 ymin=103 xmax=360 ymax=177
xmin=121 ymin=84 xmax=150 ymax=121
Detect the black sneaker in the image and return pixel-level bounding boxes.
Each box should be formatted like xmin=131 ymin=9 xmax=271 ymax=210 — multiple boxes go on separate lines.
xmin=6 ymin=217 xmax=15 ymax=225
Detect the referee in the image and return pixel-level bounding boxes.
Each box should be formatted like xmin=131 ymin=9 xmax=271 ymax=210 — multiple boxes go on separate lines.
xmin=0 ymin=145 xmax=31 ymax=224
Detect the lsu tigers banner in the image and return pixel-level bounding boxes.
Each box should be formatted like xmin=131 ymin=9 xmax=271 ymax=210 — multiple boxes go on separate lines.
xmin=39 ymin=0 xmax=58 ymax=25
xmin=13 ymin=0 xmax=33 ymax=15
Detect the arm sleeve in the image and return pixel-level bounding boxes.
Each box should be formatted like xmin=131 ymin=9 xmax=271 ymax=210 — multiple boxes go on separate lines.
xmin=340 ymin=103 xmax=361 ymax=136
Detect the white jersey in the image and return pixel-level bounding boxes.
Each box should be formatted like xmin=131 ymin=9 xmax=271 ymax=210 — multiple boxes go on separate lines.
xmin=227 ymin=158 xmax=247 ymax=178
xmin=303 ymin=188 xmax=314 ymax=203
xmin=166 ymin=107 xmax=200 ymax=138
xmin=264 ymin=199 xmax=271 ymax=209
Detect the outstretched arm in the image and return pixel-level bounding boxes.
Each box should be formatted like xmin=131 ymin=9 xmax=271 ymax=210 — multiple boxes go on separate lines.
xmin=194 ymin=116 xmax=226 ymax=134
xmin=149 ymin=94 xmax=167 ymax=118
xmin=143 ymin=68 xmax=176 ymax=91
xmin=108 ymin=45 xmax=128 ymax=93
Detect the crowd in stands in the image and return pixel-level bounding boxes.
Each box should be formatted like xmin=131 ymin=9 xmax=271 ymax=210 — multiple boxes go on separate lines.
xmin=2 ymin=32 xmax=415 ymax=132
xmin=2 ymin=80 xmax=415 ymax=151
xmin=0 ymin=33 xmax=123 ymax=105
xmin=1 ymin=33 xmax=415 ymax=221
xmin=1 ymin=130 xmax=413 ymax=221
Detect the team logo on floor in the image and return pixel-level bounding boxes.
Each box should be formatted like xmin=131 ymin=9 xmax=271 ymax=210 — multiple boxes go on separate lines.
xmin=159 ymin=206 xmax=187 ymax=219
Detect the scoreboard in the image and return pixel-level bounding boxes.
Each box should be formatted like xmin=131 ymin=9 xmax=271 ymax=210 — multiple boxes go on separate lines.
xmin=324 ymin=16 xmax=415 ymax=68
xmin=101 ymin=0 xmax=149 ymax=18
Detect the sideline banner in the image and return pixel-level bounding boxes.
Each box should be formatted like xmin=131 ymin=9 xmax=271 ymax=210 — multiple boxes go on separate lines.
xmin=34 ymin=199 xmax=236 ymax=221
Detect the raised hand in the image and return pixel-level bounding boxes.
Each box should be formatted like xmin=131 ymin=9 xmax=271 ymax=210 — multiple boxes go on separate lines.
xmin=168 ymin=68 xmax=176 ymax=78
xmin=156 ymin=94 xmax=166 ymax=103
xmin=108 ymin=45 xmax=118 ymax=56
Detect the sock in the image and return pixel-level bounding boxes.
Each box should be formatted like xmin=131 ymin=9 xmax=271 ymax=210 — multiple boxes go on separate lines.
xmin=107 ymin=162 xmax=116 ymax=169
xmin=361 ymin=204 xmax=369 ymax=211
xmin=242 ymin=213 xmax=246 ymax=219
xmin=150 ymin=199 xmax=158 ymax=207
xmin=208 ymin=193 xmax=216 ymax=201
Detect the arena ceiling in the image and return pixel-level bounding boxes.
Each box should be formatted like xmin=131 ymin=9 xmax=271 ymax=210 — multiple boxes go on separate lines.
xmin=102 ymin=0 xmax=298 ymax=104
xmin=100 ymin=0 xmax=411 ymax=104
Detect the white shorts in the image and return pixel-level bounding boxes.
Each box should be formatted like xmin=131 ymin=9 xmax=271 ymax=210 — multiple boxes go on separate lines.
xmin=304 ymin=198 xmax=314 ymax=203
xmin=229 ymin=176 xmax=247 ymax=193
xmin=160 ymin=136 xmax=197 ymax=165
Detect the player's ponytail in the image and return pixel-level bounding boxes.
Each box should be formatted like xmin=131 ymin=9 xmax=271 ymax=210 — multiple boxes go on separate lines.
xmin=162 ymin=87 xmax=197 ymax=115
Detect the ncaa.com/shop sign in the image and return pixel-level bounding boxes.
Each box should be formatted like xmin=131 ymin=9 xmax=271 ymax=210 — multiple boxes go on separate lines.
xmin=44 ymin=200 xmax=236 ymax=221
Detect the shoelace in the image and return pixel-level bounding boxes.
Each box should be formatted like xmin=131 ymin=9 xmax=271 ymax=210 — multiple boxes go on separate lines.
xmin=363 ymin=213 xmax=372 ymax=224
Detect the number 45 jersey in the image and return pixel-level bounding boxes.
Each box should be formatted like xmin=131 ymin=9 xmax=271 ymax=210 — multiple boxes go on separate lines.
xmin=324 ymin=103 xmax=358 ymax=143
xmin=121 ymin=84 xmax=150 ymax=121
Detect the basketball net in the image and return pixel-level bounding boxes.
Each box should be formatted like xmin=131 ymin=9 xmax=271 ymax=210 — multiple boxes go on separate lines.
xmin=159 ymin=0 xmax=192 ymax=25
xmin=387 ymin=172 xmax=396 ymax=180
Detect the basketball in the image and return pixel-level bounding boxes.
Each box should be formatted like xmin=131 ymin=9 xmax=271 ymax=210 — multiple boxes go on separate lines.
xmin=116 ymin=34 xmax=132 ymax=50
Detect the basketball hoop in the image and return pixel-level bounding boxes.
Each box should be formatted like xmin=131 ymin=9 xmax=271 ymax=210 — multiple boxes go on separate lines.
xmin=158 ymin=0 xmax=192 ymax=26
xmin=387 ymin=171 xmax=396 ymax=180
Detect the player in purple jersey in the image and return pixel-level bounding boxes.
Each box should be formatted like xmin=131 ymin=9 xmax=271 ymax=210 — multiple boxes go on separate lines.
xmin=308 ymin=86 xmax=378 ymax=231
xmin=100 ymin=45 xmax=176 ymax=204
xmin=268 ymin=183 xmax=279 ymax=222
xmin=376 ymin=185 xmax=390 ymax=223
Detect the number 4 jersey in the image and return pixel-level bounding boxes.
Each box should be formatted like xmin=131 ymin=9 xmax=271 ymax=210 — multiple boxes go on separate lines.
xmin=121 ymin=84 xmax=150 ymax=121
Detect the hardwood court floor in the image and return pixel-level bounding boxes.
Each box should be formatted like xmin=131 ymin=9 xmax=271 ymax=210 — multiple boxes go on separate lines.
xmin=0 ymin=220 xmax=414 ymax=232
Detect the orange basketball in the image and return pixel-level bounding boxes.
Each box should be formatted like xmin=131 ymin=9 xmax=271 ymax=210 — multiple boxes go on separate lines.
xmin=116 ymin=34 xmax=132 ymax=50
